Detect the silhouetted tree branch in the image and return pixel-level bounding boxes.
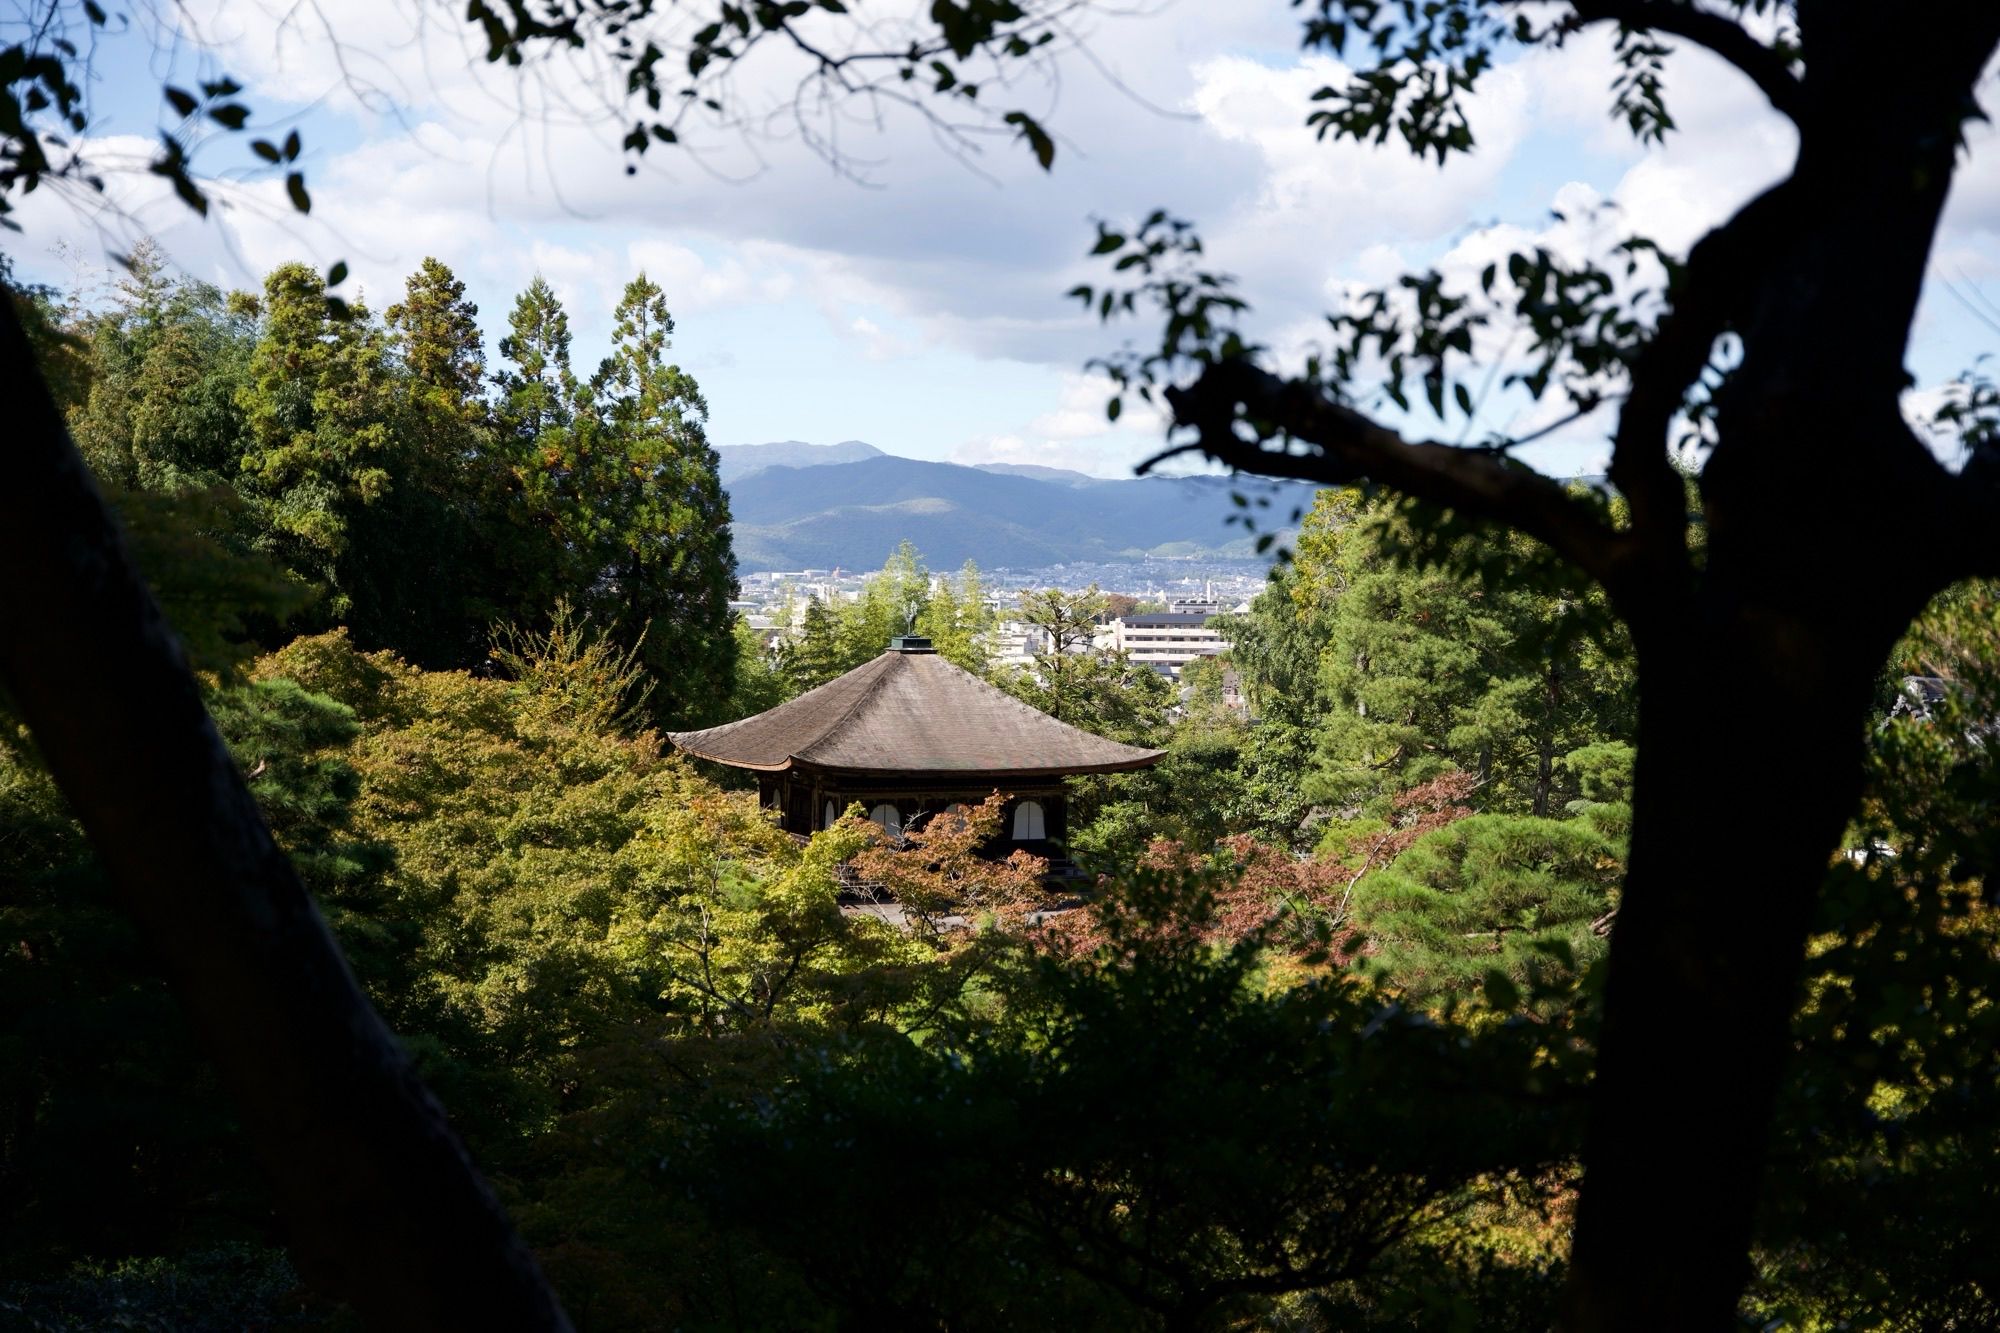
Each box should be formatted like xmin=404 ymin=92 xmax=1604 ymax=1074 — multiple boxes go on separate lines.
xmin=1162 ymin=359 xmax=1634 ymax=596
xmin=1551 ymin=0 xmax=1804 ymax=120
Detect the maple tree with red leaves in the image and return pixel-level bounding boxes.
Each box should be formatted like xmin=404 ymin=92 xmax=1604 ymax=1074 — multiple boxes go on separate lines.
xmin=1036 ymin=772 xmax=1478 ymax=962
xmin=847 ymin=792 xmax=1048 ymax=945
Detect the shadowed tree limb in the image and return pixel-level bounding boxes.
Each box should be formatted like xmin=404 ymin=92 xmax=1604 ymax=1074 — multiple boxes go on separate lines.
xmin=0 ymin=292 xmax=572 ymax=1332
xmin=1160 ymin=359 xmax=1639 ymax=602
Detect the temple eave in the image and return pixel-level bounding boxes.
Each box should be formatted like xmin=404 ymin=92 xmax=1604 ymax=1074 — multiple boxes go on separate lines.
xmin=790 ymin=755 xmax=1163 ymax=780
xmin=674 ymin=750 xmax=1164 ymax=781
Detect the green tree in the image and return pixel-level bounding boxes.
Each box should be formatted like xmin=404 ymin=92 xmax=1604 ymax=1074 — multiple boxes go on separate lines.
xmin=775 ymin=595 xmax=849 ymax=696
xmin=68 ymin=241 xmax=257 ymax=495
xmin=496 ymin=275 xmax=580 ymax=443
xmin=682 ymin=862 xmax=1580 ymax=1331
xmin=838 ymin=540 xmax=930 ymax=663
xmin=724 ymin=618 xmax=790 ymax=720
xmin=1247 ymin=490 xmax=1634 ymax=819
xmin=343 ymin=257 xmax=502 ymax=667
xmin=492 ymin=274 xmax=588 ymax=620
xmin=234 ymin=262 xmax=395 ymax=617
xmin=386 ymin=257 xmax=487 ymax=414
xmin=581 ymin=273 xmax=738 ymax=726
xmin=917 ymin=559 xmax=996 ymax=673
xmin=1009 ymin=585 xmax=1112 ymax=726
xmin=46 ymin=248 xmax=311 ymax=672
xmin=762 ymin=544 xmax=977 ymax=701
xmin=1351 ymin=808 xmax=1624 ymax=1009
xmin=1745 ymin=580 xmax=2000 ymax=1326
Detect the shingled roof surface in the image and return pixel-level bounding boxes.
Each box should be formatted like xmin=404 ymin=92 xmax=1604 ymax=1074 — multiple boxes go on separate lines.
xmin=668 ymin=648 xmax=1164 ymax=777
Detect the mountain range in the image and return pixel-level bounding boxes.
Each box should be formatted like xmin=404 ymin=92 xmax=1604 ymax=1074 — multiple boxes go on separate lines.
xmin=716 ymin=442 xmax=1319 ymax=571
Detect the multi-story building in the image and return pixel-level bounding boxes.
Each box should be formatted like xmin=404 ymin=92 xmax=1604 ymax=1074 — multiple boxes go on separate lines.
xmin=1096 ymin=599 xmax=1238 ymax=677
xmin=990 ymin=619 xmax=1058 ymax=672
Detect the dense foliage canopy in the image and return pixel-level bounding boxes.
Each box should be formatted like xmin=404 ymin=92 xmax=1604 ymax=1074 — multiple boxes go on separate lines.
xmin=7 ymin=403 xmax=1996 ymax=1326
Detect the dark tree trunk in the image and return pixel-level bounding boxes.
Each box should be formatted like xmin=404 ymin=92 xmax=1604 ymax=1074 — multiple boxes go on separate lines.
xmin=1561 ymin=15 xmax=1990 ymax=1318
xmin=0 ymin=294 xmax=571 ymax=1330
xmin=1164 ymin=6 xmax=2000 ymax=1322
xmin=1560 ymin=611 xmax=1898 ymax=1327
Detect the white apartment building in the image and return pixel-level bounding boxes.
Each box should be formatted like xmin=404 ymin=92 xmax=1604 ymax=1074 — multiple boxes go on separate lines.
xmin=1096 ymin=599 xmax=1240 ymax=677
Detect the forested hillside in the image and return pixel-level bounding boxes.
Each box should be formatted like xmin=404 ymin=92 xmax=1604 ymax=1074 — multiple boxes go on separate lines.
xmin=727 ymin=454 xmax=1316 ymax=568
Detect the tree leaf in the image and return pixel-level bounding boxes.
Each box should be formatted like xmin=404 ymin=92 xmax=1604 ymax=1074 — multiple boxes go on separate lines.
xmin=170 ymin=170 xmax=208 ymax=217
xmin=285 ymin=171 xmax=311 ymax=213
xmin=1003 ymin=111 xmax=1055 ymax=170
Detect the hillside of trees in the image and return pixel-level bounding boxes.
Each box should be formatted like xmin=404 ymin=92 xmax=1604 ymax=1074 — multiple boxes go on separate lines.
xmin=725 ymin=453 xmax=1318 ymax=569
xmin=5 ymin=252 xmax=1998 ymax=1326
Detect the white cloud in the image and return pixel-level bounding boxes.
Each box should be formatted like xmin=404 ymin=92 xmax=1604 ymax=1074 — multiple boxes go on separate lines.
xmin=625 ymin=238 xmax=796 ymax=313
xmin=14 ymin=8 xmax=2000 ymax=481
xmin=951 ymin=431 xmax=1156 ymax=477
xmin=950 ymin=372 xmax=1177 ymax=477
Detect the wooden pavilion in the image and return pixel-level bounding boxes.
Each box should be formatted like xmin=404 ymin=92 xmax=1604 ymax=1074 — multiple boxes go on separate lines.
xmin=667 ymin=636 xmax=1162 ymax=862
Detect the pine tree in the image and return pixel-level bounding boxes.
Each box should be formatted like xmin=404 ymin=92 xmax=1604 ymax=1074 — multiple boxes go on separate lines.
xmin=777 ymin=596 xmax=847 ymax=695
xmin=1350 ymin=805 xmax=1625 ymax=1008
xmin=1012 ymin=585 xmax=1110 ymax=725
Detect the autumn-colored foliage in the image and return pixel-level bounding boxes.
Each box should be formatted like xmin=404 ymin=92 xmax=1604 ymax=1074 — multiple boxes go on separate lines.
xmin=848 ymin=791 xmax=1048 ymax=943
xmin=1039 ymin=772 xmax=1477 ymax=963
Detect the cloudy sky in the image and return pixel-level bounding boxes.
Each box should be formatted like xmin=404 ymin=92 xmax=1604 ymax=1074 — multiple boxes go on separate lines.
xmin=13 ymin=2 xmax=2000 ymax=478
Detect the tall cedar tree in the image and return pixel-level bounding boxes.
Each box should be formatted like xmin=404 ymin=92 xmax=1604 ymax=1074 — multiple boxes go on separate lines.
xmin=235 ymin=263 xmax=394 ymax=618
xmin=493 ymin=274 xmax=586 ymax=621
xmin=584 ymin=274 xmax=737 ymax=727
xmin=351 ymin=258 xmax=499 ymax=667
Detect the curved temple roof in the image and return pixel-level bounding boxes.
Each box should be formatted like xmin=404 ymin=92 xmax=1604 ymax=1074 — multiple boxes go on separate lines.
xmin=668 ymin=645 xmax=1164 ymax=778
